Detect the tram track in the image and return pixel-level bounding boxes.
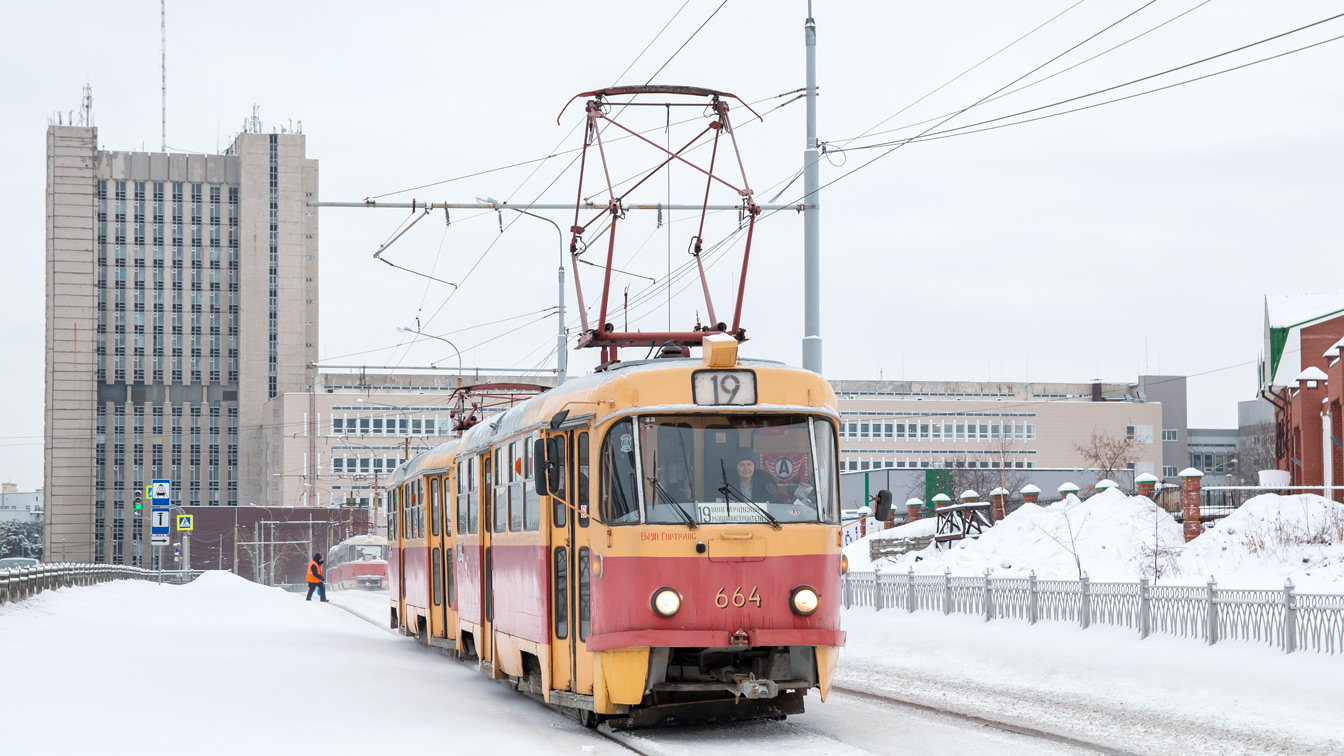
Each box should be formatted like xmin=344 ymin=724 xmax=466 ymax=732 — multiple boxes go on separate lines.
xmin=827 ymin=684 xmax=1137 ymax=756
xmin=327 ymin=593 xmax=1120 ymax=755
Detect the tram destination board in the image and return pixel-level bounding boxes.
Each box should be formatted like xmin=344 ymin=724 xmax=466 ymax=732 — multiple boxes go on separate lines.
xmin=692 ymin=369 xmax=757 ymax=406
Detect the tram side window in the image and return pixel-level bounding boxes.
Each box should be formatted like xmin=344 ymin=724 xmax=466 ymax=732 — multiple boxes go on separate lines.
xmin=446 ymin=546 xmax=455 ymax=606
xmin=389 ymin=488 xmax=398 ymax=540
xmin=577 ymin=546 xmax=591 ymax=641
xmin=456 ymin=463 xmax=467 ymax=535
xmin=600 ymin=418 xmax=640 ymax=525
xmin=813 ymin=420 xmax=839 ymax=523
xmin=415 ymin=479 xmax=425 ymax=539
xmin=431 ymin=547 xmax=442 ymax=606
xmin=430 ymin=477 xmax=440 ymax=538
xmin=493 ymin=452 xmax=508 ymax=533
xmin=553 ymin=546 xmax=568 ymax=639
xmin=523 ymin=435 xmax=539 ymax=531
xmin=508 ymin=440 xmax=523 ymax=532
xmin=467 ymin=458 xmax=479 ymax=534
xmin=551 ymin=440 xmax=567 ymax=528
xmin=577 ymin=432 xmax=590 ymax=526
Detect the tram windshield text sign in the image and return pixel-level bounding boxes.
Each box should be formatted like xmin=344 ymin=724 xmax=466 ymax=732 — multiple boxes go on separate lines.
xmin=692 ymin=370 xmax=756 ymax=406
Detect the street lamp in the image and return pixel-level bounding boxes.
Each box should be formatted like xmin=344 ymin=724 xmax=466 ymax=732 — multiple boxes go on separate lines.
xmin=478 ymin=195 xmax=567 ymax=384
xmin=397 ymin=326 xmax=464 ymax=385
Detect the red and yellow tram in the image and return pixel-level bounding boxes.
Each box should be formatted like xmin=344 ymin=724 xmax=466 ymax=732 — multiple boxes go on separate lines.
xmin=326 ymin=534 xmax=388 ymax=590
xmin=386 ymin=335 xmax=888 ymax=727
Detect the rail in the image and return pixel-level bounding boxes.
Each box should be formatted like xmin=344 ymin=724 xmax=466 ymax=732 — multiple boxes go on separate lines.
xmin=842 ymin=570 xmax=1344 ymax=655
xmin=0 ymin=563 xmax=203 ymax=605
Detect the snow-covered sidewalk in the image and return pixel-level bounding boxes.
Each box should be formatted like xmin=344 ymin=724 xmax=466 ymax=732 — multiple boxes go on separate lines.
xmin=840 ymin=607 xmax=1344 ymax=756
xmin=0 ymin=572 xmax=610 ymax=755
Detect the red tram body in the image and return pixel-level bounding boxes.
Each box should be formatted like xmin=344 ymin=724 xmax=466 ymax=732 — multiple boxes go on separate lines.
xmin=385 ymin=337 xmax=872 ymax=727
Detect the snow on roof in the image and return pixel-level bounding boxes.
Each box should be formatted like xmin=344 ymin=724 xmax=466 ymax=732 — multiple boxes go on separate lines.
xmin=1264 ymin=292 xmax=1344 ymax=329
xmin=1058 ymin=482 xmax=1079 ymax=492
xmin=1179 ymin=467 xmax=1204 ymax=477
xmin=1020 ymin=484 xmax=1041 ymax=494
xmin=1264 ymin=293 xmax=1344 ymax=390
xmin=989 ymin=487 xmax=1008 ymax=496
xmin=1135 ymin=472 xmax=1159 ymax=483
xmin=1323 ymin=337 xmax=1344 ymax=359
xmin=960 ymin=490 xmax=979 ymax=499
xmin=1297 ymin=366 xmax=1328 ymax=383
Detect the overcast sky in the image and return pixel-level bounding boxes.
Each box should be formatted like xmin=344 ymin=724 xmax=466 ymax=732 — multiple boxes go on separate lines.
xmin=3 ymin=1 xmax=1342 ymax=490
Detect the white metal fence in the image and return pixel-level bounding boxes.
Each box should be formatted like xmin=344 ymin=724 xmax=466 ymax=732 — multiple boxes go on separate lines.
xmin=0 ymin=563 xmax=202 ymax=605
xmin=843 ymin=570 xmax=1344 ymax=655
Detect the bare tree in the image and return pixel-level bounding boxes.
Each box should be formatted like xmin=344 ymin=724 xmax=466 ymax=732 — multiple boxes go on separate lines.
xmin=949 ymin=433 xmax=1031 ymax=501
xmin=1233 ymin=421 xmax=1276 ymax=486
xmin=1137 ymin=502 xmax=1180 ymax=581
xmin=1034 ymin=502 xmax=1088 ymax=579
xmin=1074 ymin=430 xmax=1140 ymax=490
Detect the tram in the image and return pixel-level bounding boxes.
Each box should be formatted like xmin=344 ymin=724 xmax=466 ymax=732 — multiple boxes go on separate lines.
xmin=386 ymin=335 xmax=892 ymax=727
xmin=326 ymin=534 xmax=389 ymax=590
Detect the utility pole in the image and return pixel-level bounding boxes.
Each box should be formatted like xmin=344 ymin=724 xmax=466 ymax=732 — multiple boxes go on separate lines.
xmin=160 ymin=0 xmax=166 ymax=152
xmin=802 ymin=3 xmax=823 ymax=374
xmin=183 ymin=534 xmax=191 ymax=572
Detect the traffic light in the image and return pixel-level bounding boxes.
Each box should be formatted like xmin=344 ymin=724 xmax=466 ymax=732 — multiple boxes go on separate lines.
xmin=134 ymin=495 xmax=143 ymax=511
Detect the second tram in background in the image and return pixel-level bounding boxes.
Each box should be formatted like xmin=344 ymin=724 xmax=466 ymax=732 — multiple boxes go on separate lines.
xmin=327 ymin=534 xmax=389 ymax=590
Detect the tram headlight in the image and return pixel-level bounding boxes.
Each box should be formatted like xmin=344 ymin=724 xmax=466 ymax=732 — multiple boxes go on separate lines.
xmin=790 ymin=586 xmax=820 ymax=617
xmin=651 ymin=587 xmax=682 ymax=618
xmin=841 ymin=554 xmax=849 ymax=574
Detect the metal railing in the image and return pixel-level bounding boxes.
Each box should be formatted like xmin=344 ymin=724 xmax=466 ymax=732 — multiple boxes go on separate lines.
xmin=843 ymin=569 xmax=1344 ymax=655
xmin=0 ymin=563 xmax=203 ymax=605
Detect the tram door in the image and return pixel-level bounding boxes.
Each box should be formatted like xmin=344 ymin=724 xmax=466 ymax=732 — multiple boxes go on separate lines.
xmin=480 ymin=452 xmax=495 ymax=672
xmin=395 ymin=484 xmax=407 ymax=632
xmin=429 ymin=473 xmax=457 ymax=642
xmin=548 ymin=429 xmax=594 ymax=697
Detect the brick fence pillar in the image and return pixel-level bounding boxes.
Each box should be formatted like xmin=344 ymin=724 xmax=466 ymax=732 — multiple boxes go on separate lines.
xmin=989 ymin=487 xmax=1008 ymax=522
xmin=1135 ymin=472 xmax=1158 ymax=499
xmin=1021 ymin=484 xmax=1040 ymax=505
xmin=931 ymin=493 xmax=951 ymax=512
xmin=905 ymin=498 xmax=923 ymax=522
xmin=1058 ymin=482 xmax=1079 ymax=501
xmin=1179 ymin=467 xmax=1204 ymax=542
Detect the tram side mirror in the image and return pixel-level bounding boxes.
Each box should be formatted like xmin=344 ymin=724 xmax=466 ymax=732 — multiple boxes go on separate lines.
xmin=545 ymin=437 xmax=562 ymax=493
xmin=534 ymin=438 xmax=551 ymax=496
xmin=873 ymin=490 xmax=893 ymax=522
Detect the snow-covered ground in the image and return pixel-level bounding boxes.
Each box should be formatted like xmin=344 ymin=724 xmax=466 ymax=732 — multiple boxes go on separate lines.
xmin=840 ymin=608 xmax=1344 ymax=756
xmin=2 ymin=574 xmax=1095 ymax=755
xmin=846 ymin=490 xmax=1344 ymax=590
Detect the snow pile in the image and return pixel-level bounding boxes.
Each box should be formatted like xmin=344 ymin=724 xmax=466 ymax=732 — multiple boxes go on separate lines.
xmin=842 ymin=516 xmax=936 ymax=571
xmin=854 ymin=488 xmax=1185 ymax=581
xmin=1180 ymin=493 xmax=1344 ymax=592
xmin=846 ymin=489 xmax=1344 ymax=589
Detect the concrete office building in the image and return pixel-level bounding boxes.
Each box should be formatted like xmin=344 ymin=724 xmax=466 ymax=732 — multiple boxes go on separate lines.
xmin=261 ymin=371 xmax=556 ymax=531
xmin=0 ymin=483 xmax=45 ymax=525
xmin=829 ymin=377 xmax=1184 ymax=479
xmin=44 ymin=123 xmax=318 ymax=564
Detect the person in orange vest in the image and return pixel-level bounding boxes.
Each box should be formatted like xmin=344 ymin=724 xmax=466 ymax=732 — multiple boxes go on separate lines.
xmin=305 ymin=552 xmax=328 ymax=602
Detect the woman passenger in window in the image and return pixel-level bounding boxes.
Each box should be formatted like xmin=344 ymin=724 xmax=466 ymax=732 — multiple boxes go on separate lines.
xmin=732 ymin=448 xmax=779 ymax=503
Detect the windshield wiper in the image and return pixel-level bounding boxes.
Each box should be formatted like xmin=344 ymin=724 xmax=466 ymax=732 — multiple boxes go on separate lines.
xmin=648 ymin=476 xmax=697 ymax=529
xmin=718 ymin=460 xmax=782 ymax=530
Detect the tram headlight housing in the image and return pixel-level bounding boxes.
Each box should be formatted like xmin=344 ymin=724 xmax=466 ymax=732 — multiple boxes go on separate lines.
xmin=651 ymin=587 xmax=682 ymax=618
xmin=790 ymin=585 xmax=820 ymax=617
xmin=841 ymin=554 xmax=849 ymax=574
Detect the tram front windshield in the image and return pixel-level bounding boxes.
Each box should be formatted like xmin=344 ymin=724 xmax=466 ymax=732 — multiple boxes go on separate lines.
xmin=601 ymin=413 xmax=837 ymax=525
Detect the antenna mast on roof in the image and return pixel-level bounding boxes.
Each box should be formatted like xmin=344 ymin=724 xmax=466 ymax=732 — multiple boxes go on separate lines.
xmin=160 ymin=0 xmax=167 ymax=151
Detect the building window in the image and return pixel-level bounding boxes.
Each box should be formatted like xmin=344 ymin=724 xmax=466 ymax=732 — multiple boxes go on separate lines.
xmin=1162 ymin=429 xmax=1178 ymax=442
xmin=1163 ymin=466 xmax=1178 ymax=477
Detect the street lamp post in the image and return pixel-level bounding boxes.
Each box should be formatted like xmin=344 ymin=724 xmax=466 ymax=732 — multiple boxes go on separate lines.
xmin=397 ymin=327 xmax=464 ymax=386
xmin=478 ymin=196 xmax=567 ymax=384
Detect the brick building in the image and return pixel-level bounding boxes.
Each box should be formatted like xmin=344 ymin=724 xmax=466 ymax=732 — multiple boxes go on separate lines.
xmin=1259 ymin=293 xmax=1344 ymax=501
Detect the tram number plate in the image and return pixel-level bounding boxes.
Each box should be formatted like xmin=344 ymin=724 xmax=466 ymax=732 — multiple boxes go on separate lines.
xmin=692 ymin=370 xmax=756 ymax=406
xmin=715 ymin=586 xmax=762 ymax=609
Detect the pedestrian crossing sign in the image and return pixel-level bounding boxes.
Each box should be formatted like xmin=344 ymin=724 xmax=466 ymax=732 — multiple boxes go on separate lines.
xmin=177 ymin=515 xmax=193 ymax=532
